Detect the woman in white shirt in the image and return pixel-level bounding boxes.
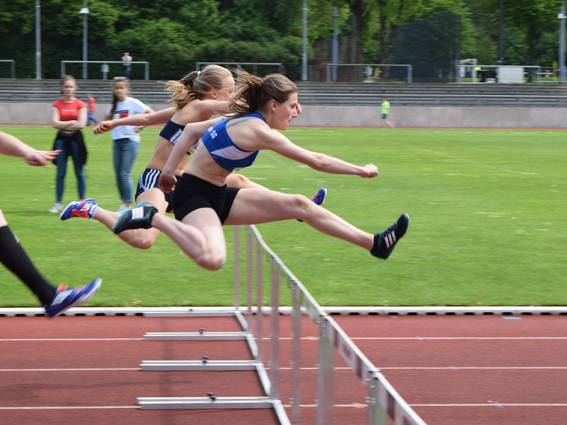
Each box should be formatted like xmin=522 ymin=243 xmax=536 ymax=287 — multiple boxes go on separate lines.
xmin=105 ymin=77 xmax=154 ymax=212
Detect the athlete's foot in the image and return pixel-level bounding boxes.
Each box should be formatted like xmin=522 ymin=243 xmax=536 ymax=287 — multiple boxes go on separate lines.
xmin=371 ymin=214 xmax=409 ymax=260
xmin=112 ymin=201 xmax=158 ymax=234
xmin=60 ymin=198 xmax=100 ymax=220
xmin=297 ymin=188 xmax=327 ymax=222
xmin=43 ymin=278 xmax=102 ymax=319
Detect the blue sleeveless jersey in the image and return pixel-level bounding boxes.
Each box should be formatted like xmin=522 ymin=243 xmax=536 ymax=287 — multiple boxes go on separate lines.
xmin=202 ymin=112 xmax=264 ymax=172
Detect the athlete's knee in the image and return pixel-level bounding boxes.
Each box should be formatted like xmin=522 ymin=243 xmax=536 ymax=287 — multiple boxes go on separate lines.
xmin=227 ymin=173 xmax=250 ymax=188
xmin=195 ymin=252 xmax=226 ymax=271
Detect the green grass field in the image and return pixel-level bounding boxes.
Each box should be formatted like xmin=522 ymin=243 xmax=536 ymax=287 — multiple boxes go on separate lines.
xmin=0 ymin=125 xmax=565 ymax=307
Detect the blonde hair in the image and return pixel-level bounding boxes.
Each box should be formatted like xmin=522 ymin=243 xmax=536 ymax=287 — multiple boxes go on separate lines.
xmin=229 ymin=70 xmax=297 ymax=116
xmin=110 ymin=77 xmax=130 ymax=116
xmin=163 ymin=65 xmax=233 ymax=110
xmin=59 ymin=75 xmax=77 ymax=96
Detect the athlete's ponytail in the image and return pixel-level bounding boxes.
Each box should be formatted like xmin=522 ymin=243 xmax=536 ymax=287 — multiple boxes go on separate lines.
xmin=164 ymin=65 xmax=232 ymax=110
xmin=230 ymin=70 xmax=297 ymax=116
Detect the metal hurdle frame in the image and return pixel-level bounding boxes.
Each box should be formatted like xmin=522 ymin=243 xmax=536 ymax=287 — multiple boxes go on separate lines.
xmin=138 ymin=225 xmax=426 ymax=425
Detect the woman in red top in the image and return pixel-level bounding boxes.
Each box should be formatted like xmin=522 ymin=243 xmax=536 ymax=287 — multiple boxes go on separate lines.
xmin=49 ymin=75 xmax=88 ymax=213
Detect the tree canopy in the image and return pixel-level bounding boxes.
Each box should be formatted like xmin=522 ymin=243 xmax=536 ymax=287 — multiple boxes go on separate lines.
xmin=0 ymin=0 xmax=564 ymax=80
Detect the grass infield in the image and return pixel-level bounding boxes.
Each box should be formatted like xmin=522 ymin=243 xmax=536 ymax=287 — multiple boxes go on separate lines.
xmin=0 ymin=125 xmax=565 ymax=307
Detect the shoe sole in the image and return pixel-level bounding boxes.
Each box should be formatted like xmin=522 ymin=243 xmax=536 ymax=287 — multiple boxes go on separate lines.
xmin=48 ymin=278 xmax=102 ymax=319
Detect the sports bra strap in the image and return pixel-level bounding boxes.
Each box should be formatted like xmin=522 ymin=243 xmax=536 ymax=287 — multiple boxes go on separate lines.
xmin=226 ymin=116 xmax=259 ymax=128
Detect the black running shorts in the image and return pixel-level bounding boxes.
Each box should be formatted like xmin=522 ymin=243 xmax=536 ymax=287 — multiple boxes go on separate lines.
xmin=172 ymin=173 xmax=240 ymax=224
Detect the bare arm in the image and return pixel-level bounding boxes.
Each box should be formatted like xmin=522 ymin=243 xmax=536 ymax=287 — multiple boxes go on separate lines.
xmin=0 ymin=132 xmax=59 ymax=167
xmin=64 ymin=108 xmax=87 ymax=131
xmin=158 ymin=116 xmax=224 ymax=193
xmin=94 ymin=107 xmax=168 ymax=134
xmin=255 ymin=127 xmax=378 ymax=178
xmin=197 ymin=100 xmax=232 ymax=117
xmin=51 ymin=107 xmax=76 ymax=131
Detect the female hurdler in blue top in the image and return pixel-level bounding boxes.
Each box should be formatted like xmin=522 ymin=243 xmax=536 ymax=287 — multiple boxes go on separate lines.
xmin=113 ymin=70 xmax=409 ymax=271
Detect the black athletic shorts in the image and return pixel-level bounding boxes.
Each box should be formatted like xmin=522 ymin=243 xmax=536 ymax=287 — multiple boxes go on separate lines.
xmin=135 ymin=168 xmax=175 ymax=213
xmin=172 ymin=173 xmax=240 ymax=224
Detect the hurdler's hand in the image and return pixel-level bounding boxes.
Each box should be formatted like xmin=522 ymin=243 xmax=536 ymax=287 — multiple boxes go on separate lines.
xmin=93 ymin=121 xmax=114 ymax=135
xmin=361 ymin=164 xmax=378 ymax=178
xmin=24 ymin=149 xmax=61 ymax=167
xmin=158 ymin=172 xmax=176 ymax=194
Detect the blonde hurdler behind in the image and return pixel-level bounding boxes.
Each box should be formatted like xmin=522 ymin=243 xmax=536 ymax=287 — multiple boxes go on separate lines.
xmin=112 ymin=70 xmax=409 ymax=271
xmin=60 ymin=65 xmax=327 ymax=249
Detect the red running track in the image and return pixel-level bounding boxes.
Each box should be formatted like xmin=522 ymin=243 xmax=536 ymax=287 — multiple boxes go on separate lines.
xmin=1 ymin=314 xmax=566 ymax=424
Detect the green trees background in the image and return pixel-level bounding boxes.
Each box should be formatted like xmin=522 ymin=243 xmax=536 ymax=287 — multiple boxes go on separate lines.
xmin=0 ymin=0 xmax=564 ymax=80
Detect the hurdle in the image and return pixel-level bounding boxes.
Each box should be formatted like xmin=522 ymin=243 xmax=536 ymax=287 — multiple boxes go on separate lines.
xmin=137 ymin=225 xmax=426 ymax=425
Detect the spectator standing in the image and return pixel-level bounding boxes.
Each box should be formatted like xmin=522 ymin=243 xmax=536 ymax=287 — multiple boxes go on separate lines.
xmin=105 ymin=77 xmax=154 ymax=212
xmin=380 ymin=97 xmax=394 ymax=128
xmin=122 ymin=52 xmax=132 ymax=78
xmin=49 ymin=75 xmax=88 ymax=213
xmin=87 ymin=94 xmax=98 ymax=126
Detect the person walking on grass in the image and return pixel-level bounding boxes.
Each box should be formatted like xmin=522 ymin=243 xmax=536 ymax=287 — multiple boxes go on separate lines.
xmin=60 ymin=65 xmax=327 ymax=249
xmin=106 ymin=77 xmax=154 ymax=213
xmin=112 ymin=70 xmax=409 ymax=271
xmin=86 ymin=94 xmax=99 ymax=126
xmin=0 ymin=131 xmax=101 ymax=318
xmin=380 ymin=97 xmax=394 ymax=128
xmin=49 ymin=75 xmax=88 ymax=213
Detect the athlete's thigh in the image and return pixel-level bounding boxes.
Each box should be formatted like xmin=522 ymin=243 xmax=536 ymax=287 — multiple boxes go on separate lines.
xmin=136 ymin=188 xmax=168 ymax=215
xmin=224 ymin=189 xmax=302 ymax=226
xmin=182 ymin=207 xmax=227 ymax=256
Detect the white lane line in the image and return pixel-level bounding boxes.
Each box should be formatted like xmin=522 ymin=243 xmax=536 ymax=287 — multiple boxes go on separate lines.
xmin=0 ymin=368 xmax=138 ymax=372
xmin=411 ymin=404 xmax=567 ymax=407
xmin=0 ymin=338 xmax=144 ymax=341
xmin=280 ymin=366 xmax=567 ymax=371
xmin=260 ymin=337 xmax=567 ymax=341
xmin=1 ymin=337 xmax=564 ymax=342
xmin=350 ymin=337 xmax=567 ymax=340
xmin=0 ymin=406 xmax=139 ymax=410
xmin=3 ymin=366 xmax=567 ymax=373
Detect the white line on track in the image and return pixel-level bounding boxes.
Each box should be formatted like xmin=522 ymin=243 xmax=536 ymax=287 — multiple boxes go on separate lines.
xmin=0 ymin=406 xmax=139 ymax=410
xmin=278 ymin=366 xmax=567 ymax=371
xmin=1 ymin=336 xmax=565 ymax=342
xmin=411 ymin=404 xmax=567 ymax=407
xmin=0 ymin=368 xmax=138 ymax=372
xmin=3 ymin=366 xmax=567 ymax=373
xmin=3 ymin=403 xmax=567 ymax=411
xmin=0 ymin=338 xmax=144 ymax=341
xmin=264 ymin=336 xmax=567 ymax=340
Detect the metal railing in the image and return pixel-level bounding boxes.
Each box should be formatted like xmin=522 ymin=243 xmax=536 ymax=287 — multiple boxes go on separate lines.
xmin=196 ymin=62 xmax=284 ymax=75
xmin=325 ymin=63 xmax=413 ymax=83
xmin=2 ymin=89 xmax=564 ymax=109
xmin=297 ymin=92 xmax=567 ymax=108
xmin=60 ymin=60 xmax=150 ymax=80
xmin=0 ymin=60 xmax=16 ymax=78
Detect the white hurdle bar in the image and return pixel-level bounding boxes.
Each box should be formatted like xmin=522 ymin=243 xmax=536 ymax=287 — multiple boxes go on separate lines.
xmin=138 ymin=226 xmax=289 ymax=424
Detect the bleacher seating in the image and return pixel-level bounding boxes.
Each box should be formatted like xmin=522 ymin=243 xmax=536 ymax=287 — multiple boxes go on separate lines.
xmin=1 ymin=79 xmax=566 ymax=108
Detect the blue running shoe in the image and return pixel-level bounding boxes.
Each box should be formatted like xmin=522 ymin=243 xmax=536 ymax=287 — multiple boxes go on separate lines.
xmin=112 ymin=201 xmax=158 ymax=234
xmin=60 ymin=198 xmax=99 ymax=220
xmin=371 ymin=214 xmax=409 ymax=260
xmin=44 ymin=278 xmax=102 ymax=318
xmin=298 ymin=188 xmax=327 ymax=222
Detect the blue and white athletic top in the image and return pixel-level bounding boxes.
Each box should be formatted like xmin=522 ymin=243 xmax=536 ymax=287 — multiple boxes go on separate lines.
xmin=202 ymin=112 xmax=264 ymax=172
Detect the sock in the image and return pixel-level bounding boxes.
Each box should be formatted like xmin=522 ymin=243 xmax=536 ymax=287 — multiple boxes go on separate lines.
xmin=0 ymin=225 xmax=57 ymax=305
